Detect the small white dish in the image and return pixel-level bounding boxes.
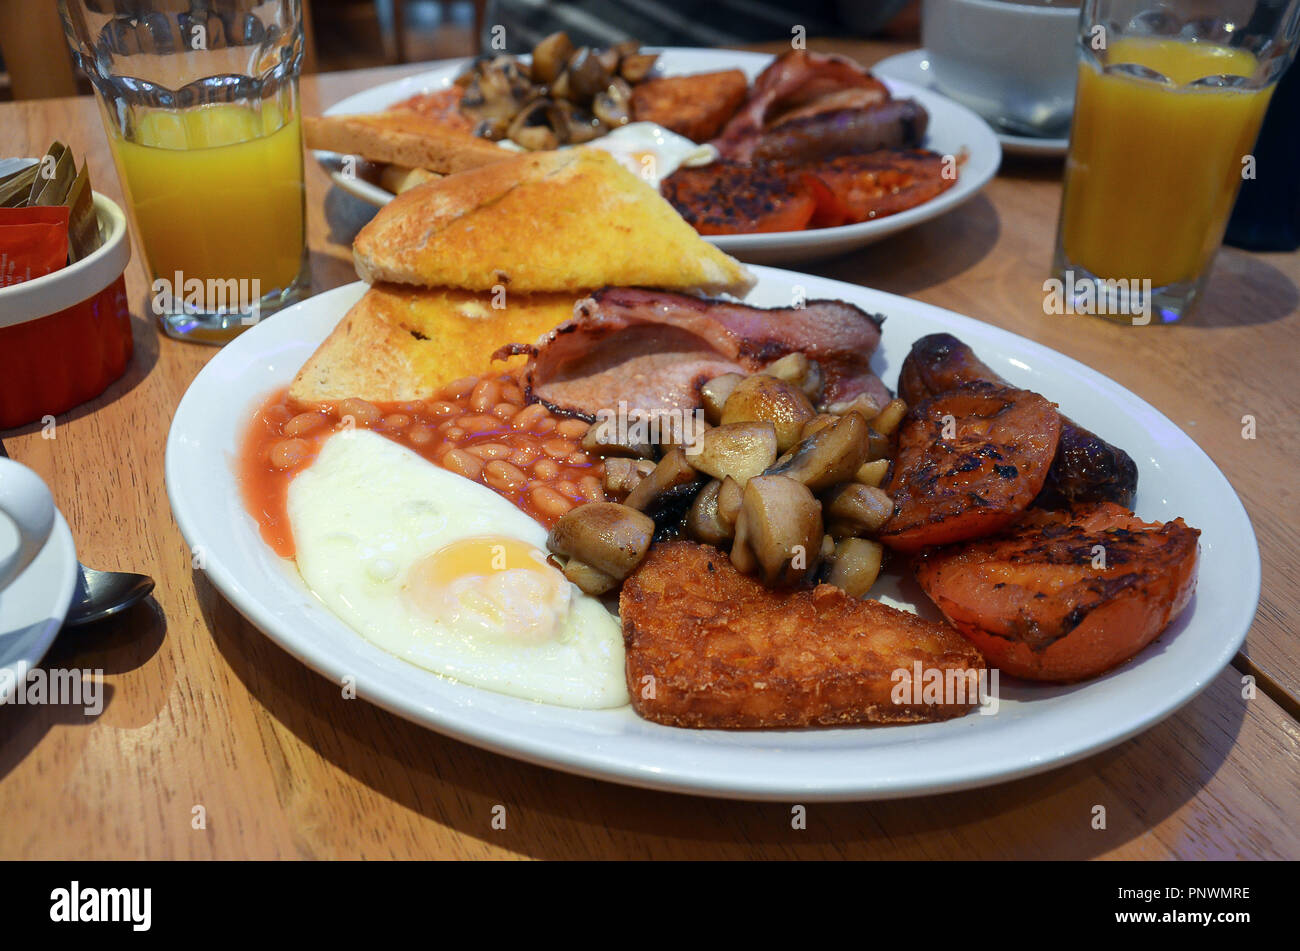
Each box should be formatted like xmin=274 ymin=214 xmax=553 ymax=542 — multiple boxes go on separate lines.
xmin=873 ymin=49 xmax=1070 ymax=158
xmin=315 ymin=48 xmax=1001 ymax=264
xmin=0 ymin=511 xmax=78 ymax=702
xmin=166 ymin=267 xmax=1257 ymax=801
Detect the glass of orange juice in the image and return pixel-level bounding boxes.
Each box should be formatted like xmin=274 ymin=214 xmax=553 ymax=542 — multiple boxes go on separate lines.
xmin=1052 ymin=0 xmax=1299 ymax=323
xmin=59 ymin=0 xmax=309 ymax=343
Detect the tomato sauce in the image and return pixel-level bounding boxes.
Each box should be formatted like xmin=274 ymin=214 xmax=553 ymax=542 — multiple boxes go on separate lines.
xmin=237 ymin=371 xmax=604 ymax=558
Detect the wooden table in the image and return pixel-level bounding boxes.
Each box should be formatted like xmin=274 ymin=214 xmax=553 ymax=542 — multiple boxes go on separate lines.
xmin=3 ymin=40 xmax=1297 ymax=860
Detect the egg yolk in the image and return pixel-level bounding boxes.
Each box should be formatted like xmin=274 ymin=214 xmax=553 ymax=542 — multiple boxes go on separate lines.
xmin=416 ymin=536 xmax=551 ymax=586
xmin=403 ymin=536 xmax=570 ymax=645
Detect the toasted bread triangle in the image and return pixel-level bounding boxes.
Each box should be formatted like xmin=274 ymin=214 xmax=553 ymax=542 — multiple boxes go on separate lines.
xmin=288 ymin=284 xmax=579 ymax=405
xmin=353 ymin=148 xmax=755 ymax=297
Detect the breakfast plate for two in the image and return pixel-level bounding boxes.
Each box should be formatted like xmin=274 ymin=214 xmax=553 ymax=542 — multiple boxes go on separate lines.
xmin=166 ymin=266 xmax=1259 ymax=802
xmin=317 ymin=48 xmax=1003 ymax=264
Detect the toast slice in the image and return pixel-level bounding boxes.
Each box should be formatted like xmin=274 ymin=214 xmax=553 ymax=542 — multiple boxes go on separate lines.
xmin=303 ymin=112 xmax=510 ymax=174
xmin=288 ymin=283 xmax=579 ymax=405
xmin=352 ymin=148 xmax=756 ymax=297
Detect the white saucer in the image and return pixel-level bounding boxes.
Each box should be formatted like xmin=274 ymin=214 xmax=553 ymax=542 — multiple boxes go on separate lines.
xmin=873 ymin=49 xmax=1070 ymax=158
xmin=0 ymin=510 xmax=78 ymax=702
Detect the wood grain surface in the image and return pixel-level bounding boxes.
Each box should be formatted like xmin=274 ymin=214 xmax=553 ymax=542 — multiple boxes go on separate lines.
xmin=1 ymin=40 xmax=1296 ymax=859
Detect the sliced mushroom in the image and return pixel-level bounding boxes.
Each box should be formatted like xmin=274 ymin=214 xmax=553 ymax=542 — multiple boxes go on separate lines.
xmin=686 ymin=479 xmax=737 ymax=547
xmin=623 ymin=445 xmax=701 ymax=517
xmin=730 ymin=475 xmax=824 ymax=588
xmin=687 ymin=421 xmax=778 ymax=487
xmin=619 ymin=51 xmax=659 ymax=83
xmin=559 ymin=558 xmax=619 ymax=596
xmin=654 ymin=411 xmax=710 ymax=454
xmin=701 ymin=373 xmax=744 ymax=425
xmin=566 ymin=47 xmax=611 ymax=101
xmin=550 ymin=99 xmax=604 ymax=144
xmin=603 ymin=457 xmax=656 ymax=496
xmin=721 ymin=374 xmax=816 ymax=452
xmin=799 ymin=414 xmax=837 ymax=441
xmin=582 ymin=413 xmax=655 ymax=458
xmin=866 ymin=427 xmax=890 ymax=462
xmin=762 ymin=411 xmax=872 ymax=490
xmin=506 ymin=99 xmax=558 ymax=151
xmin=870 ymin=398 xmax=909 ymax=438
xmin=716 ymin=475 xmax=743 ymax=526
xmin=854 ymin=458 xmax=890 ymax=488
xmin=547 ymin=501 xmax=655 ymax=594
xmin=821 ymin=482 xmax=893 ymax=538
xmin=531 ymin=31 xmax=574 ymax=85
xmin=761 ymin=352 xmax=824 ymax=403
xmin=592 ymin=78 xmax=632 ymax=128
xmin=820 ymin=538 xmax=885 ymax=598
xmin=460 ymin=58 xmax=535 ymax=139
xmin=822 ymin=392 xmax=882 ymax=419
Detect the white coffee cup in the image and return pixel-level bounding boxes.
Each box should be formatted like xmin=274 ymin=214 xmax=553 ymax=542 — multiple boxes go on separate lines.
xmin=922 ymin=0 xmax=1082 ymax=134
xmin=0 ymin=458 xmax=56 ymax=591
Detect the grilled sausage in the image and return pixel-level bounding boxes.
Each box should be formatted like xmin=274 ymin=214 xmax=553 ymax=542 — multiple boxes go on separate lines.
xmin=899 ymin=333 xmax=1138 ymax=508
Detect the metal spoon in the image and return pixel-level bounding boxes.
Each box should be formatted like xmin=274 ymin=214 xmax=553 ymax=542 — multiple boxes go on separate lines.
xmin=64 ymin=565 xmax=155 ymax=626
xmin=0 ymin=437 xmax=155 ymax=626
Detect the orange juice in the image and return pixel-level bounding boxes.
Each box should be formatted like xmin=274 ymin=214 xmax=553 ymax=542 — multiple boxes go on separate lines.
xmin=107 ymin=100 xmax=305 ymax=299
xmin=1059 ymin=38 xmax=1272 ymax=288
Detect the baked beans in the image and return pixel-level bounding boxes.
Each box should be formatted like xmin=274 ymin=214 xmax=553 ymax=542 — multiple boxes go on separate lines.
xmin=238 ymin=371 xmax=606 ymax=557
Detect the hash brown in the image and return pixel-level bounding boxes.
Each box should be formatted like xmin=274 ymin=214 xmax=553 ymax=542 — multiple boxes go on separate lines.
xmin=621 ymin=540 xmax=985 ymax=729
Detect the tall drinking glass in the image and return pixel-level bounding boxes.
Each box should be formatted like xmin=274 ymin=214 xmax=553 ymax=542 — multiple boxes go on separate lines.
xmin=59 ymin=0 xmax=309 ymax=343
xmin=1052 ymin=0 xmax=1300 ymax=323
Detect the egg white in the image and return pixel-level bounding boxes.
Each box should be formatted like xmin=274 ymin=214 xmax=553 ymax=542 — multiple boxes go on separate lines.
xmin=588 ymin=122 xmax=718 ymax=187
xmin=287 ymin=430 xmax=628 ymax=709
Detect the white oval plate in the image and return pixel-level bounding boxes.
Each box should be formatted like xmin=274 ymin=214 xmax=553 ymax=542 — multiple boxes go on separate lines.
xmin=316 ymin=48 xmax=1001 ymax=264
xmin=165 ymin=268 xmax=1257 ymax=801
xmin=872 ymin=49 xmax=1069 ymax=158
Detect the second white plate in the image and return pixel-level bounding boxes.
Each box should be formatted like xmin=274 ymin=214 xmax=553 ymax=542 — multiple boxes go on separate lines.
xmin=317 ymin=48 xmax=1001 ymax=264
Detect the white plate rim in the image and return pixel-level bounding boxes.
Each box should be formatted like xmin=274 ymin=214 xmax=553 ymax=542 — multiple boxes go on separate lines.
xmin=872 ymin=48 xmax=1070 ymax=157
xmin=165 ymin=270 xmax=1258 ymax=801
xmin=314 ymin=47 xmax=1002 ymax=261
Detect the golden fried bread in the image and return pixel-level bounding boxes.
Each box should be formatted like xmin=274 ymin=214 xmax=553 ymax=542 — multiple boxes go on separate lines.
xmin=352 ymin=148 xmax=755 ymax=296
xmin=621 ymin=540 xmax=985 ymax=729
xmin=288 ymin=284 xmax=578 ymax=405
xmin=303 ymin=112 xmax=510 ymax=174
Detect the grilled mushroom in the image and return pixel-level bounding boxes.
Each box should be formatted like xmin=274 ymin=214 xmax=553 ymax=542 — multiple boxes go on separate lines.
xmin=592 ymin=78 xmax=632 ymax=128
xmin=701 ymin=373 xmax=744 ymax=425
xmin=687 ymin=421 xmax=778 ymax=487
xmin=505 ymin=99 xmax=558 ymax=151
xmin=547 ymin=501 xmax=655 ymax=594
xmin=820 ymin=538 xmax=885 ymax=597
xmin=603 ymin=457 xmax=656 ymax=496
xmin=731 ymin=475 xmax=824 ymax=587
xmin=761 ymin=352 xmax=824 ymax=403
xmin=619 ymin=52 xmax=658 ymax=83
xmin=531 ymin=31 xmax=574 ymax=85
xmin=686 ymin=479 xmax=737 ymax=546
xmin=821 ymin=482 xmax=893 ymax=538
xmin=623 ymin=446 xmax=704 ymax=531
xmin=763 ymin=411 xmax=871 ymax=490
xmin=721 ymin=374 xmax=816 ymax=452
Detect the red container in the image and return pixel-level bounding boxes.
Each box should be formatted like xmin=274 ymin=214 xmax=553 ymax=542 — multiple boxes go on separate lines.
xmin=0 ymin=192 xmax=133 ymax=428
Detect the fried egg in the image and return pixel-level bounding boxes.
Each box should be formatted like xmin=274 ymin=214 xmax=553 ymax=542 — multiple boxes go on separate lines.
xmin=587 ymin=122 xmax=718 ymax=187
xmin=287 ymin=430 xmax=628 ymax=708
